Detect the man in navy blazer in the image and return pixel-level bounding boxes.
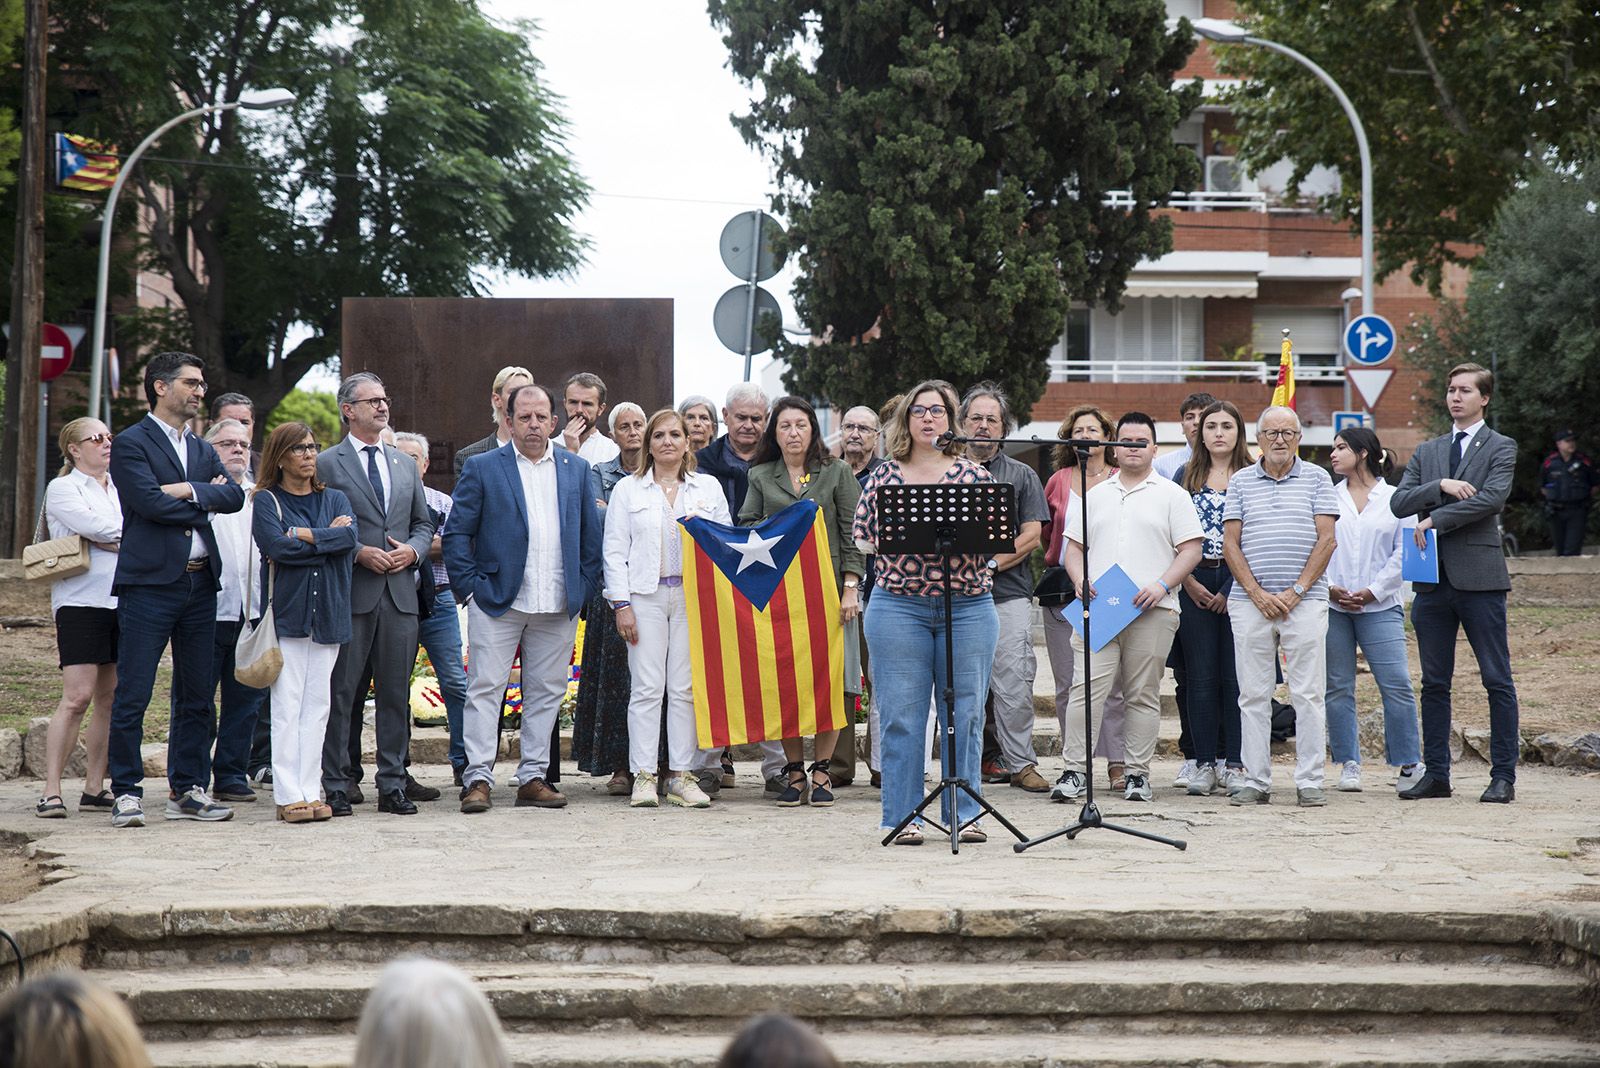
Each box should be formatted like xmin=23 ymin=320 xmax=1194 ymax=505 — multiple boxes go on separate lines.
xmin=444 ymin=383 xmax=602 ymax=813
xmin=105 ymin=352 xmax=246 ymax=828
xmin=1391 ymin=361 xmax=1521 ymax=804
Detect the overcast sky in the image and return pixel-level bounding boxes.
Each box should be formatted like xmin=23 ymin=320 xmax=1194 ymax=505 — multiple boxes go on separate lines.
xmin=480 ymin=0 xmax=801 ymax=408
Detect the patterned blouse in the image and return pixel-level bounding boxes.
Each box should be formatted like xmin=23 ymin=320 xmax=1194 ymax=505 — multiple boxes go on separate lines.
xmin=1192 ymin=485 xmax=1227 ymax=560
xmin=852 ymin=458 xmax=995 ymax=598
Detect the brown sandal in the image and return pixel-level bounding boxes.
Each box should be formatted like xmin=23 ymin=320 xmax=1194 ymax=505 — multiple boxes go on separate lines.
xmin=276 ymin=803 xmax=315 ymax=824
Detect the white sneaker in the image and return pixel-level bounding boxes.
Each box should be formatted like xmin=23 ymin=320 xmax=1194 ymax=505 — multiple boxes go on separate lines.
xmin=111 ymin=794 xmax=145 ymax=828
xmin=1396 ymin=762 xmax=1427 ymax=794
xmin=1222 ymin=766 xmax=1247 ymax=795
xmin=1337 ymin=761 xmax=1362 ymax=792
xmin=1172 ymin=759 xmax=1197 ymax=789
xmin=630 ymin=773 xmax=659 ymax=808
xmin=1050 ymin=770 xmax=1086 ymax=802
xmin=1124 ymin=773 xmax=1153 ymax=802
xmin=1186 ymin=763 xmax=1219 ymax=796
xmin=667 ymin=774 xmax=711 ymax=809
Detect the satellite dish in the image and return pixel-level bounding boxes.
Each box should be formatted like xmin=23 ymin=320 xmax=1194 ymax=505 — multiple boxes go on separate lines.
xmin=713 ymin=285 xmax=781 ymax=355
xmin=719 ymin=211 xmax=786 ymax=282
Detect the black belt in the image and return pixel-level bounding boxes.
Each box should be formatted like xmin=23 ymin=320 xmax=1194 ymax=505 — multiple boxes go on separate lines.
xmin=1195 ymin=558 xmax=1226 ymax=569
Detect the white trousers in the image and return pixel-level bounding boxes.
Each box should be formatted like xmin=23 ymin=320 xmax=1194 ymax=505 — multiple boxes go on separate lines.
xmin=270 ymin=637 xmax=339 ymax=807
xmin=625 ymin=585 xmax=707 ymax=774
xmin=463 ymin=602 xmax=576 ymax=788
xmin=1062 ymin=609 xmax=1178 ymax=778
xmin=1231 ymin=596 xmax=1328 ymax=792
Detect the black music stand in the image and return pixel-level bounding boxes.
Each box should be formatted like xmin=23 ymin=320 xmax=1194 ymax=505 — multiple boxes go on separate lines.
xmin=876 ymin=482 xmax=1032 ymax=854
xmin=1014 ymin=438 xmax=1187 ymax=854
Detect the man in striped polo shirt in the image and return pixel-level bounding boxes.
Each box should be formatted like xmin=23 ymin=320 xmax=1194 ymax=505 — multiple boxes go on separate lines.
xmin=1222 ymin=406 xmax=1339 ymax=807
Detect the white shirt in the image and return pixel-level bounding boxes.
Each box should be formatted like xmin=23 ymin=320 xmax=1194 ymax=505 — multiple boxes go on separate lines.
xmin=212 ymin=478 xmax=263 ymax=622
xmin=1066 ymin=469 xmax=1204 ymax=612
xmin=578 ymin=433 xmax=621 ymax=464
xmin=344 ymin=432 xmax=392 ymax=512
xmin=146 ymin=412 xmax=190 ymax=477
xmin=44 ymin=469 xmax=122 ymax=613
xmin=511 ymin=445 xmax=566 ymax=615
xmin=1450 ymin=419 xmax=1486 ymax=465
xmin=1325 ymin=479 xmax=1405 ymax=614
xmin=602 ymin=471 xmax=731 ymax=601
xmin=1153 ymin=443 xmax=1192 ymax=481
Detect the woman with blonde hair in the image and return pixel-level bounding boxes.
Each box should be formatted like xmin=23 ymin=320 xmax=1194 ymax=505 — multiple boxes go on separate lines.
xmin=0 ymin=970 xmax=152 ymax=1068
xmin=604 ymin=408 xmax=732 ymax=809
xmin=353 ymin=958 xmax=510 ymax=1068
xmin=34 ymin=417 xmax=122 ymax=819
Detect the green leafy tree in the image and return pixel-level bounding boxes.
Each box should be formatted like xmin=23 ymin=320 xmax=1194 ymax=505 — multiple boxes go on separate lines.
xmin=265 ymin=388 xmax=342 ymax=452
xmin=0 ymin=0 xmax=21 ymax=193
xmin=50 ymin=0 xmax=588 ymax=418
xmin=708 ymin=0 xmax=1201 ymax=419
xmin=1407 ymin=166 xmax=1600 ymax=547
xmin=1221 ymin=1 xmax=1600 ymax=292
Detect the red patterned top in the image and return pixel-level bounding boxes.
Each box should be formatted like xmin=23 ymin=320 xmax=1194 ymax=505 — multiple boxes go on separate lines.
xmin=852 ymin=458 xmax=996 ymax=598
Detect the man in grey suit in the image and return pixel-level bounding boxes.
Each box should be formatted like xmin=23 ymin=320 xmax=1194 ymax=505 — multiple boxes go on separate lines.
xmin=452 ymin=365 xmax=533 ymax=479
xmin=318 ymin=372 xmax=435 ymax=816
xmin=1391 ymin=361 xmax=1520 ymax=804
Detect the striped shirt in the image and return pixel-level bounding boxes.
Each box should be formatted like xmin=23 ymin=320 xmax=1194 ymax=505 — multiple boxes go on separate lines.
xmin=1223 ymin=457 xmax=1339 ymax=601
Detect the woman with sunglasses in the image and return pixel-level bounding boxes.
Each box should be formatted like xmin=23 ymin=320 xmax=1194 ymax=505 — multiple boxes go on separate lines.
xmin=34 ymin=419 xmax=121 ymax=818
xmin=252 ymin=422 xmax=359 ymax=824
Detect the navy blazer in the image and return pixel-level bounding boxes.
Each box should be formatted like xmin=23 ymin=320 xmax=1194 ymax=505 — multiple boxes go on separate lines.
xmin=109 ymin=415 xmax=245 ymax=594
xmin=443 ymin=443 xmax=603 ymax=619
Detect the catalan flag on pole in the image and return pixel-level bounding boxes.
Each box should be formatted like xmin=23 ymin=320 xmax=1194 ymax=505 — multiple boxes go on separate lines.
xmin=1271 ymin=329 xmax=1296 ymax=410
xmin=680 ymin=499 xmax=845 ymax=748
xmin=56 ymin=133 xmax=120 ymax=192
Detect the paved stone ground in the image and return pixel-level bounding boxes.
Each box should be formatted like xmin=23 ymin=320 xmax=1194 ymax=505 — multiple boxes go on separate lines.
xmin=5 ymin=752 xmax=1599 ymax=922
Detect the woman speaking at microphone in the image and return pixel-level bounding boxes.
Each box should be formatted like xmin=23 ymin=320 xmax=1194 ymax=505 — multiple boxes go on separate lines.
xmin=852 ymin=381 xmax=998 ymax=846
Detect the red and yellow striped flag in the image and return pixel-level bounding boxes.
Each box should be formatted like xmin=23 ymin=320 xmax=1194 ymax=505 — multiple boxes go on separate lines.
xmin=1271 ymin=330 xmax=1296 ymax=410
xmin=55 ymin=133 xmax=120 ymax=192
xmin=680 ymin=499 xmax=845 ymax=748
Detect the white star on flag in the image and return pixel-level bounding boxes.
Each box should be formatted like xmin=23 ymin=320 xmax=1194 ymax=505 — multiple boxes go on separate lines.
xmin=730 ymin=529 xmax=783 ymax=574
xmin=1106 ymin=596 xmax=1120 ymax=606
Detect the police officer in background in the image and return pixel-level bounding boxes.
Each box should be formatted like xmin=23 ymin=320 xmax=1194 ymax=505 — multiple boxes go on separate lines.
xmin=1540 ymin=429 xmax=1595 ymax=557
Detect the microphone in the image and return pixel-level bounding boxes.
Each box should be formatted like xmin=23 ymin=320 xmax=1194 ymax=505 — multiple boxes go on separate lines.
xmin=934 ymin=430 xmax=958 ymax=448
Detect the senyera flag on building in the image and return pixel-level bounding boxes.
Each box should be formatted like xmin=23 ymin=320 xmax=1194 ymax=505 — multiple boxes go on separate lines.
xmin=680 ymin=499 xmax=845 ymax=748
xmin=55 ymin=133 xmax=120 ymax=192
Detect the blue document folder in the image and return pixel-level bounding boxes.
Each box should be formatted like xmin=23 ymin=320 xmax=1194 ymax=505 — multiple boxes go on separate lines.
xmin=1402 ymin=527 xmax=1439 ymax=583
xmin=1054 ymin=564 xmax=1144 ymax=652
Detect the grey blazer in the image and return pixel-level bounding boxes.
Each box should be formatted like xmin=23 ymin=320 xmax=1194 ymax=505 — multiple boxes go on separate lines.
xmin=1390 ymin=426 xmax=1516 ymax=592
xmin=453 ymin=432 xmax=501 ymax=480
xmin=317 ymin=438 xmax=435 ymax=614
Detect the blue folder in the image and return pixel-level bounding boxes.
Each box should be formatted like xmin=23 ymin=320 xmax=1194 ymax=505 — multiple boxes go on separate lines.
xmin=1402 ymin=527 xmax=1439 ymax=583
xmin=1054 ymin=564 xmax=1144 ymax=652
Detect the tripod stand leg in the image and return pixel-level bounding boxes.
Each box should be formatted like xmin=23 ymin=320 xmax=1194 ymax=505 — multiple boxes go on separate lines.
xmin=879 ymin=782 xmax=952 ymax=847
xmin=952 ymin=781 xmax=1030 ymax=843
xmin=1097 ymin=820 xmax=1188 ymax=850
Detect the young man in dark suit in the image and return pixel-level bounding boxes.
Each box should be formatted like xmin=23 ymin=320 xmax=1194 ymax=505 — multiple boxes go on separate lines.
xmin=1391 ymin=362 xmax=1520 ymax=804
xmin=106 ymin=352 xmax=246 ymax=827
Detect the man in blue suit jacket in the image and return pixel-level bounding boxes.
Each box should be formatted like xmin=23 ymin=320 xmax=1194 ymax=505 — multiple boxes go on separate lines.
xmin=105 ymin=352 xmax=246 ymax=828
xmin=444 ymin=383 xmax=603 ymax=813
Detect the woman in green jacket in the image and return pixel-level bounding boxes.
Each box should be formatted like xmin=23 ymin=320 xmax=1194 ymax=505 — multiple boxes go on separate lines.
xmin=739 ymin=396 xmax=864 ymax=807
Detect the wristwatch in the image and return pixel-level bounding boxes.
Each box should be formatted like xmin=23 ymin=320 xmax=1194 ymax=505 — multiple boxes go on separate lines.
xmin=1292 ymin=583 xmax=1307 ymax=597
xmin=985 ymin=558 xmax=1000 ymax=572
xmin=843 ymin=579 xmax=860 ymax=590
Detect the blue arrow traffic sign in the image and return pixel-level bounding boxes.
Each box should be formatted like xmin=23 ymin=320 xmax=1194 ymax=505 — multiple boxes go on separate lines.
xmin=1344 ymin=313 xmax=1396 ymax=366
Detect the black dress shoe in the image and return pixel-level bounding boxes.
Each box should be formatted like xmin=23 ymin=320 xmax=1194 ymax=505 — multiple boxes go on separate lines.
xmin=377 ymin=789 xmax=418 ymax=815
xmin=326 ymin=790 xmax=353 ymax=818
xmin=347 ymin=783 xmax=366 ymax=805
xmin=404 ymin=774 xmax=441 ymax=802
xmin=1480 ymin=778 xmax=1515 ymax=804
xmin=1397 ymin=773 xmax=1452 ymax=800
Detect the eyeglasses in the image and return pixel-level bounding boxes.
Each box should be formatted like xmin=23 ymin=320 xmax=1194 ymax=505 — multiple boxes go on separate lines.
xmin=908 ymin=404 xmax=948 ymax=418
xmin=349 ymin=396 xmax=391 ymax=409
xmin=77 ymin=432 xmax=113 ymax=445
xmin=1261 ymin=429 xmax=1301 ymax=441
xmin=212 ymin=439 xmax=250 ymax=451
xmin=176 ymin=377 xmax=207 ymax=392
xmin=841 ymin=422 xmax=877 ymax=435
xmin=287 ymin=442 xmax=321 ymax=456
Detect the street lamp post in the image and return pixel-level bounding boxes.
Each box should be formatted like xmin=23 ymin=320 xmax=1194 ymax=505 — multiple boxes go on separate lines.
xmin=1191 ymin=18 xmax=1374 ymax=320
xmin=87 ymin=88 xmax=296 ymax=422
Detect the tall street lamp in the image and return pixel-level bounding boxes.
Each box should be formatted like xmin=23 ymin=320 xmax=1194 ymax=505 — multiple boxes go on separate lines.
xmin=87 ymin=88 xmax=297 ymax=422
xmin=1191 ymin=18 xmax=1374 ymax=319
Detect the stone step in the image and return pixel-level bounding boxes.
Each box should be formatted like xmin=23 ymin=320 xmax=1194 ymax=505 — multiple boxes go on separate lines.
xmin=143 ymin=1031 xmax=1600 ymax=1068
xmin=102 ymin=959 xmax=1587 ymax=1038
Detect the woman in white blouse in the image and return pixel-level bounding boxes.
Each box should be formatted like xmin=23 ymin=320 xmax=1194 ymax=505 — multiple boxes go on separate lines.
xmin=35 ymin=418 xmax=122 ymax=818
xmin=603 ymin=408 xmax=731 ymax=810
xmin=1325 ymin=426 xmax=1424 ymax=794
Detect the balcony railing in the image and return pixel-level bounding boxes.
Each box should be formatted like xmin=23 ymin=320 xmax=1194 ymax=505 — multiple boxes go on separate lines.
xmin=1104 ymin=189 xmax=1269 ymax=212
xmin=1048 ymin=358 xmax=1345 ymax=384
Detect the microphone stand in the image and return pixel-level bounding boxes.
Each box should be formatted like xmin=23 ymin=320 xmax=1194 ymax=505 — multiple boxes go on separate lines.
xmin=949 ymin=432 xmax=1187 ymax=855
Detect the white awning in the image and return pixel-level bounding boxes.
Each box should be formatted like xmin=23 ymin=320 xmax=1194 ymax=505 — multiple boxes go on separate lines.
xmin=1124 ymin=273 xmax=1258 ymax=300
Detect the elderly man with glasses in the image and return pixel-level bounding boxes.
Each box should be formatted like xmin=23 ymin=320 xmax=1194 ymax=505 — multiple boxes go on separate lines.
xmin=1221 ymin=406 xmax=1340 ymax=808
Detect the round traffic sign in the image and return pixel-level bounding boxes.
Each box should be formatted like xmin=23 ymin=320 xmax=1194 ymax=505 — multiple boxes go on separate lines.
xmin=1343 ymin=313 xmax=1396 ymax=366
xmin=719 ymin=211 xmax=786 ymax=282
xmin=40 ymin=322 xmax=74 ymax=381
xmin=712 ymin=285 xmax=782 ymax=356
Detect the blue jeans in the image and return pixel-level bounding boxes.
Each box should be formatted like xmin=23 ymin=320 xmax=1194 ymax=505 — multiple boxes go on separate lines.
xmin=109 ymin=573 xmax=219 ymax=798
xmin=207 ymin=617 xmax=269 ymax=791
xmin=1412 ymin=578 xmax=1519 ymax=783
xmin=1176 ymin=566 xmax=1241 ymax=765
xmin=1325 ymin=605 xmax=1422 ymax=767
xmin=864 ymin=590 xmax=998 ymax=831
xmin=417 ymin=587 xmax=468 ymax=773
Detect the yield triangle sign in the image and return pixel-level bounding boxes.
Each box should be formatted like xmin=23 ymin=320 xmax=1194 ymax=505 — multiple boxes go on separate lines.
xmin=1348 ymin=368 xmax=1393 ymax=409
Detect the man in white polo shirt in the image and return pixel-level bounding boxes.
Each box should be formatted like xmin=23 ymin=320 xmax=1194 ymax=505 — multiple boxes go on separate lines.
xmin=1057 ymin=412 xmax=1203 ymax=803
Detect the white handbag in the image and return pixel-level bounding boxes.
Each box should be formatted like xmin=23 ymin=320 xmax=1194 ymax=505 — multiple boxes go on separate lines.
xmin=234 ymin=492 xmax=283 ymax=688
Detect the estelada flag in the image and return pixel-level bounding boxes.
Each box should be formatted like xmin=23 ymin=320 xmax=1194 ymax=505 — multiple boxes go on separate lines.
xmin=680 ymin=498 xmax=845 ymax=748
xmin=56 ymin=133 xmax=120 ymax=192
xmin=1271 ymin=330 xmax=1296 ymax=410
